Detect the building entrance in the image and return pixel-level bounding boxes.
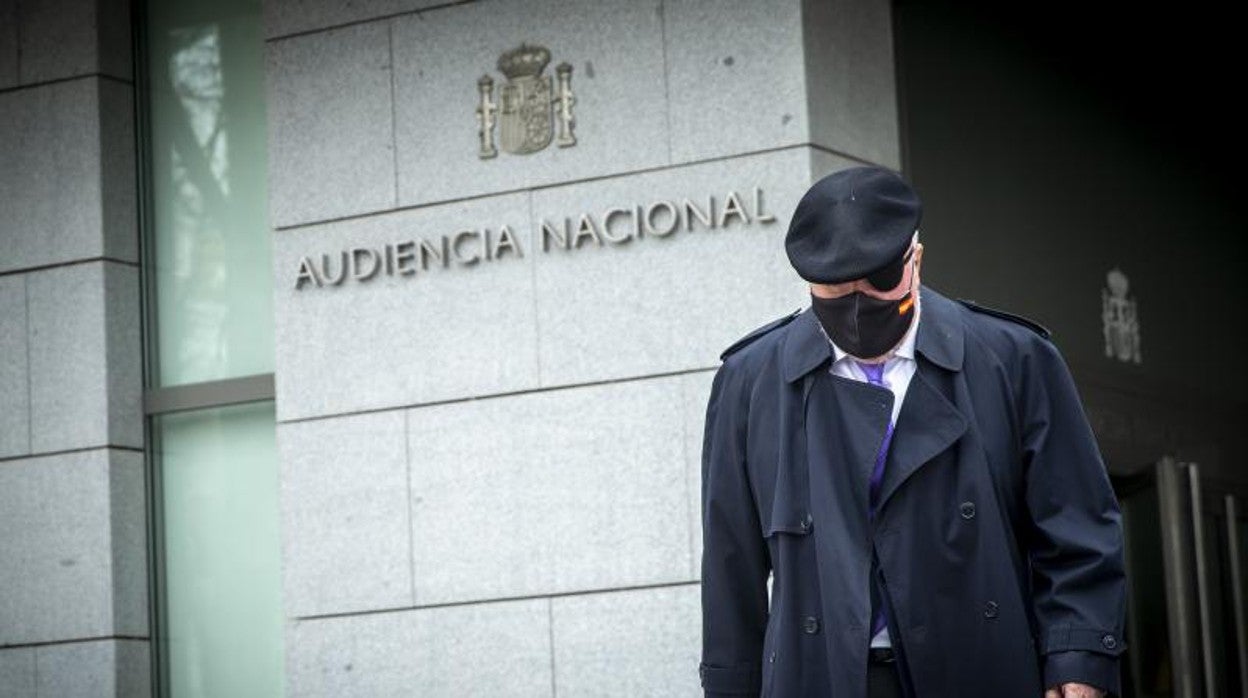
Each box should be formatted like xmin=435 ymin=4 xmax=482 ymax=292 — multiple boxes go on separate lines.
xmin=1115 ymin=458 xmax=1248 ymax=698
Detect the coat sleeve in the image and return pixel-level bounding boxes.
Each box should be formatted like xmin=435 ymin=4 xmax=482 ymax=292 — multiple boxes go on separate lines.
xmin=1019 ymin=337 xmax=1128 ymax=696
xmin=699 ymin=361 xmax=771 ymax=697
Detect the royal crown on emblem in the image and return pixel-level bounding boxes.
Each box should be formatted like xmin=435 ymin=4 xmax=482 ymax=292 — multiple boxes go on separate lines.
xmin=496 ymin=44 xmax=551 ymax=79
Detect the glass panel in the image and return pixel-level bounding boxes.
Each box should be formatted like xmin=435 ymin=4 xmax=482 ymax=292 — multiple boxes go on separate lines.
xmin=1203 ymin=510 xmax=1229 ymax=696
xmin=147 ymin=0 xmax=273 ymax=387
xmin=1118 ymin=476 xmax=1174 ymax=697
xmin=156 ymin=400 xmax=284 ymax=697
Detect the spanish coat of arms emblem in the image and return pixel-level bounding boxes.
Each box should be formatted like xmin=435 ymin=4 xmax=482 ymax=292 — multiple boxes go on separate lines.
xmin=475 ymin=43 xmax=577 ymax=158
xmin=1102 ymin=267 xmax=1142 ymax=364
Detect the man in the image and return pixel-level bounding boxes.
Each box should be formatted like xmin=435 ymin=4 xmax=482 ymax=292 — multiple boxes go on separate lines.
xmin=698 ymin=166 xmax=1126 ymax=698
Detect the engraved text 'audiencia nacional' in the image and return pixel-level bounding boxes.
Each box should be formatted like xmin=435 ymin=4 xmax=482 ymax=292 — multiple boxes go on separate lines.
xmin=294 ymin=187 xmax=776 ymax=291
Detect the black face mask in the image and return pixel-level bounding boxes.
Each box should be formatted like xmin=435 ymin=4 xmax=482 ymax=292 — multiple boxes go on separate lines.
xmin=810 ymin=289 xmax=916 ymax=360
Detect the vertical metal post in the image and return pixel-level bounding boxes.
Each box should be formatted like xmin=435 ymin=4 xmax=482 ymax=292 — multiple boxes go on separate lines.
xmin=1226 ymin=495 xmax=1248 ymax=697
xmin=1158 ymin=457 xmax=1198 ymax=697
xmin=1187 ymin=463 xmax=1217 ymax=697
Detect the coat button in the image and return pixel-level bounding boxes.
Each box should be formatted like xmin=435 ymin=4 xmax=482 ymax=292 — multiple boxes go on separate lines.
xmin=799 ymin=513 xmax=813 ymax=532
xmin=1101 ymin=634 xmax=1117 ymax=650
xmin=960 ymin=502 xmax=976 ymax=519
xmin=802 ymin=616 xmax=820 ymax=634
xmin=983 ymin=601 xmax=999 ymax=619
xmin=768 ymin=650 xmax=776 ymax=663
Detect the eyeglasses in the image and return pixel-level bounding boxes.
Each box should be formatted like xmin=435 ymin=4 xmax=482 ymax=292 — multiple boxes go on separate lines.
xmin=863 ymin=245 xmax=916 ymax=291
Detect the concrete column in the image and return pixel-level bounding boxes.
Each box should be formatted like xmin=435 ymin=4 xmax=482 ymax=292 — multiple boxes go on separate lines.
xmin=0 ymin=0 xmax=149 ymax=695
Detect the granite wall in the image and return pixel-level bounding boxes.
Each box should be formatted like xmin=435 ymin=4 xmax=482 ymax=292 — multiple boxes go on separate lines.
xmin=0 ymin=0 xmax=150 ymax=695
xmin=264 ymin=0 xmax=899 ymax=694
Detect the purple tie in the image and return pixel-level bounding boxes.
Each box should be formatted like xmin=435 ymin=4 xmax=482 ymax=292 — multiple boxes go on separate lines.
xmin=856 ymin=361 xmax=894 ymax=519
xmin=857 ymin=361 xmax=894 ymax=638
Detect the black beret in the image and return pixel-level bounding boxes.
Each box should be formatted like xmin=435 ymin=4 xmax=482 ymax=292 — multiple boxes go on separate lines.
xmin=784 ymin=166 xmax=922 ymax=284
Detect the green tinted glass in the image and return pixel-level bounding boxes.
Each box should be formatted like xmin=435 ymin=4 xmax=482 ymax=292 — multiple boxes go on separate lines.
xmin=147 ymin=0 xmax=273 ymax=387
xmin=155 ymin=401 xmax=284 ymax=697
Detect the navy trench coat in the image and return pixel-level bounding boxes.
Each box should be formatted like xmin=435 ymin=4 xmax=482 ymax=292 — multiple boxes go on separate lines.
xmin=698 ymin=286 xmax=1126 ymax=698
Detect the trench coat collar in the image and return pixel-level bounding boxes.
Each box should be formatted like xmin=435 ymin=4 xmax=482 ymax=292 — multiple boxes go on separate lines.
xmin=913 ymin=286 xmax=964 ymax=372
xmin=781 ymin=284 xmax=964 ymax=383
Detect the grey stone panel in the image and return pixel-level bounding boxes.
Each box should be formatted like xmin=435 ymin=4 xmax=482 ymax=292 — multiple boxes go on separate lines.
xmin=407 ymin=376 xmax=690 ymax=605
xmin=102 ymin=261 xmax=142 ymax=450
xmin=802 ymin=0 xmax=901 ymax=169
xmin=112 ymin=640 xmax=151 ymax=698
xmin=27 ymin=263 xmax=108 ymax=452
xmin=96 ymin=0 xmax=133 ymax=82
xmin=13 ymin=0 xmax=131 ymax=84
xmin=0 ymin=0 xmax=16 ymax=89
xmin=681 ymin=369 xmax=715 ymax=579
xmin=16 ymin=0 xmax=97 ymax=84
xmin=108 ymin=450 xmax=148 ymax=638
xmin=27 ymin=261 xmax=141 ymax=452
xmin=529 ymin=147 xmax=812 ymax=388
xmin=0 ymin=449 xmax=142 ymax=645
xmin=271 ymin=191 xmax=539 ymax=422
xmin=264 ymin=0 xmax=445 ymax=39
xmin=266 ymin=21 xmax=395 ymax=228
xmin=0 ymin=275 xmax=29 ymax=458
xmin=551 ymin=584 xmax=701 ymax=697
xmin=34 ymin=639 xmax=150 ymax=698
xmin=0 ymin=79 xmax=119 ymax=274
xmin=0 ymin=647 xmax=35 ymax=698
xmin=664 ymin=0 xmax=808 ymax=164
xmin=277 ymin=409 xmax=413 ymax=617
xmin=811 ymin=146 xmax=865 ymax=181
xmin=392 ymin=0 xmax=669 ymax=208
xmin=99 ymin=79 xmax=138 ymax=264
xmin=286 ymin=598 xmax=551 ymax=697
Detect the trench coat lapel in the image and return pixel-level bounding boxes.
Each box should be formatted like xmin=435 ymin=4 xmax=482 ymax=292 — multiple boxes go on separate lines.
xmin=875 ymin=362 xmax=967 ymax=513
xmin=780 ymin=288 xmax=972 ymax=516
xmin=876 ymin=288 xmax=969 ymax=513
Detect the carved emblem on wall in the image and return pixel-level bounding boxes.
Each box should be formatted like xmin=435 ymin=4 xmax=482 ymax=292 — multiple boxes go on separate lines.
xmin=475 ymin=43 xmax=576 ymax=159
xmin=1102 ymin=268 xmax=1142 ymax=364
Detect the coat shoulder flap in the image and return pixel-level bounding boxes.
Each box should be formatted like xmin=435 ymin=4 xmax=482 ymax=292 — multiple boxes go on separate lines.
xmin=719 ymin=308 xmax=803 ymax=361
xmin=957 ymin=298 xmax=1053 ymax=340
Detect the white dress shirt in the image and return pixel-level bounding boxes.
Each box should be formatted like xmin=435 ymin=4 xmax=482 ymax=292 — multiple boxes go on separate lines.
xmin=821 ymin=294 xmax=922 ymax=649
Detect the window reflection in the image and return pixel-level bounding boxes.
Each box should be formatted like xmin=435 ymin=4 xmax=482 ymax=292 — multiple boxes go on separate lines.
xmin=150 ymin=6 xmax=273 ymax=387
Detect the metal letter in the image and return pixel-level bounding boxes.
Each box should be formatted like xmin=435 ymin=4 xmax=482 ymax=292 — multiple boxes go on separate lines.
xmin=682 ymin=196 xmax=714 ymax=232
xmin=320 ymin=251 xmax=348 ymax=285
xmin=753 ymin=186 xmax=776 ymax=223
xmin=540 ymin=218 xmax=570 ymax=252
xmin=350 ymin=248 xmax=381 ymax=281
xmin=395 ymin=241 xmax=417 ymax=276
xmin=494 ymin=225 xmax=524 ymax=258
xmin=295 ymin=256 xmax=321 ymax=290
xmin=572 ymin=213 xmax=604 ymax=248
xmin=451 ymin=229 xmax=482 ymax=266
xmin=718 ymin=190 xmax=750 ymax=228
xmin=418 ymin=237 xmax=448 ymax=271
xmin=601 ymin=207 xmax=633 ymax=244
xmin=644 ymin=200 xmax=679 ymax=237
